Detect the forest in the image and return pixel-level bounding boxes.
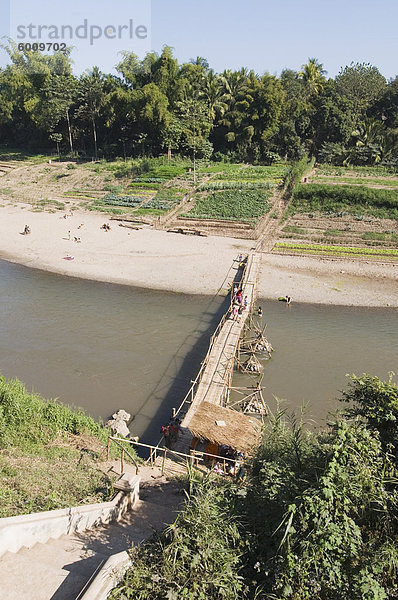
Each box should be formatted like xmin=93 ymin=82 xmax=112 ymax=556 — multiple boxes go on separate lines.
xmin=0 ymin=43 xmax=397 ymax=167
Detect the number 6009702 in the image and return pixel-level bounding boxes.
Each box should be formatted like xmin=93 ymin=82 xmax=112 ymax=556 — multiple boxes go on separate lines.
xmin=18 ymin=43 xmax=67 ymax=51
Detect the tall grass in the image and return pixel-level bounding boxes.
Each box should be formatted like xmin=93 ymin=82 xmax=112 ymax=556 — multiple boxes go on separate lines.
xmin=109 ymin=473 xmax=245 ymax=600
xmin=0 ymin=374 xmax=129 ymax=516
xmin=0 ymin=375 xmax=108 ymax=447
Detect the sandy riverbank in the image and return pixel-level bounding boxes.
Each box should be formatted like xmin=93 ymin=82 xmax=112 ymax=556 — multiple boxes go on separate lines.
xmin=0 ymin=205 xmax=396 ymax=306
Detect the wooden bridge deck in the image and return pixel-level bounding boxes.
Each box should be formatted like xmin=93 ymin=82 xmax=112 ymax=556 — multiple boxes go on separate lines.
xmin=174 ymin=252 xmax=260 ymax=454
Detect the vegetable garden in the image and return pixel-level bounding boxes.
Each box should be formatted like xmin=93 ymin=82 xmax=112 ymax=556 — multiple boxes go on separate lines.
xmin=185 ymin=189 xmax=272 ymax=222
xmin=182 ymin=163 xmax=287 ymax=224
xmin=278 ymin=164 xmax=398 ymax=257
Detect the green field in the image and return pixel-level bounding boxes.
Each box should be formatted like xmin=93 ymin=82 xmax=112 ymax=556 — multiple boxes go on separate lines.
xmin=186 ymin=189 xmax=272 ymax=222
xmin=273 ymin=241 xmax=398 ymax=259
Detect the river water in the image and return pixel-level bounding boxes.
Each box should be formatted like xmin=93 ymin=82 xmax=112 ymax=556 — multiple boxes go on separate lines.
xmin=0 ymin=259 xmax=397 ymax=442
xmin=235 ymin=300 xmax=398 ymax=428
xmin=0 ymin=260 xmax=226 ymax=443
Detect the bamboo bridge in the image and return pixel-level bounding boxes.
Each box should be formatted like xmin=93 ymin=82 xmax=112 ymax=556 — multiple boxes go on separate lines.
xmin=183 ymin=253 xmax=259 ymax=416
xmin=109 ymin=249 xmax=267 ymax=475
xmin=172 ymin=250 xmax=263 ymax=457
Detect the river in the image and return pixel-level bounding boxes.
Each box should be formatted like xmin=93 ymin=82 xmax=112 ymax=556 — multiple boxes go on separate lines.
xmin=0 ymin=259 xmax=397 ymax=441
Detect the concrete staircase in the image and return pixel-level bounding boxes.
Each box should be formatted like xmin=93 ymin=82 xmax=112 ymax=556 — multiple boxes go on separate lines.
xmin=0 ymin=468 xmax=182 ymax=600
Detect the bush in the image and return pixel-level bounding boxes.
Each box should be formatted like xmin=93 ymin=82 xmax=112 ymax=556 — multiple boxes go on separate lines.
xmin=109 ymin=475 xmax=245 ymax=600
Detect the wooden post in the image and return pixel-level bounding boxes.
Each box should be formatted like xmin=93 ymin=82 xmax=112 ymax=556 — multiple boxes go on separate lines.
xmin=121 ymin=449 xmax=125 ymax=473
xmin=161 ymin=448 xmax=167 ymax=476
xmin=107 ymin=437 xmax=110 ymax=460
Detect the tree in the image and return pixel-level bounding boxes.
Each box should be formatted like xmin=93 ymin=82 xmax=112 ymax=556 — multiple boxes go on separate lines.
xmin=76 ymin=67 xmax=106 ymax=159
xmin=335 ymin=62 xmax=387 ymax=117
xmin=200 ymin=70 xmax=227 ymax=122
xmin=131 ymin=83 xmax=171 ymax=154
xmin=341 ymin=373 xmax=398 ymax=452
xmin=370 ymin=75 xmax=398 ymax=128
xmin=177 ymin=97 xmax=212 ymax=181
xmin=49 ymin=132 xmax=62 ymax=157
xmin=41 ymin=75 xmax=77 ymax=155
xmin=299 ymin=58 xmax=327 ymax=96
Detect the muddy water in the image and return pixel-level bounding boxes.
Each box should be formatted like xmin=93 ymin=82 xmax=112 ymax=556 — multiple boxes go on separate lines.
xmin=1 ymin=259 xmax=397 ymax=443
xmin=233 ymin=300 xmax=398 ymax=427
xmin=0 ymin=260 xmax=226 ymax=443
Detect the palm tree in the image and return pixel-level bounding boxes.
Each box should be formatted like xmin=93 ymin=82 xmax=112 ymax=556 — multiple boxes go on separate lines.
xmin=200 ymin=70 xmax=228 ymax=122
xmin=221 ymin=68 xmax=248 ymax=110
xmin=299 ymin=58 xmax=327 ymax=95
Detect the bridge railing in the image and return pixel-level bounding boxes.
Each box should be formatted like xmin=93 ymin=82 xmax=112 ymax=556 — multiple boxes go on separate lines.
xmin=107 ymin=437 xmax=239 ymax=476
xmin=170 ymin=254 xmax=254 ymax=422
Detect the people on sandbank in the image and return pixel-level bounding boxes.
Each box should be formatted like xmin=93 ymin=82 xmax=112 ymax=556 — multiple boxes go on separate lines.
xmin=22 ymin=225 xmax=31 ymax=235
xmin=101 ymin=223 xmax=111 ymax=231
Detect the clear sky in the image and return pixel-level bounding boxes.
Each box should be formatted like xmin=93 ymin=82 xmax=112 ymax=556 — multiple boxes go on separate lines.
xmin=0 ymin=0 xmax=397 ymax=80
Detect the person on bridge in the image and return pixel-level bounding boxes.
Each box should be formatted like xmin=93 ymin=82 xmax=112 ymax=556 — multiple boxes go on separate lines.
xmin=169 ymin=418 xmax=184 ymax=446
xmin=161 ymin=424 xmax=172 ymax=449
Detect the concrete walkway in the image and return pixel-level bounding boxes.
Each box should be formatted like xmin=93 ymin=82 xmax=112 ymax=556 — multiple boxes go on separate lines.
xmin=0 ymin=465 xmax=182 ymax=600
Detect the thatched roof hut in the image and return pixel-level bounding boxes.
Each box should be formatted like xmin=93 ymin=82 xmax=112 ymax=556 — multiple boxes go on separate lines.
xmin=185 ymin=402 xmax=261 ymax=452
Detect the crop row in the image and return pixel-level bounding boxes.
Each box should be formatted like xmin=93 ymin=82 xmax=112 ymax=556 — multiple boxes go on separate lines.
xmin=198 ymin=180 xmax=275 ymax=191
xmin=142 ymin=199 xmax=178 ymax=210
xmin=313 ymin=176 xmax=398 ymax=188
xmin=274 ymin=242 xmax=398 ymax=257
xmin=215 ymin=167 xmax=287 ymax=181
xmin=128 ymin=182 xmax=162 ymax=190
xmin=197 ymin=163 xmax=244 ymax=175
xmin=133 ymin=177 xmax=168 ymax=183
xmin=316 ymin=164 xmax=398 ymax=177
xmin=102 ymin=194 xmax=145 ymax=207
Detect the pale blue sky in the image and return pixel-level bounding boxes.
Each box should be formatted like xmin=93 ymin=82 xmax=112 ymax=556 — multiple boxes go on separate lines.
xmin=1 ymin=0 xmax=397 ymax=79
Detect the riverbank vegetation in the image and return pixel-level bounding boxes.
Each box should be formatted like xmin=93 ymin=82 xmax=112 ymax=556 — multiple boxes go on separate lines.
xmin=0 ymin=374 xmax=130 ymax=517
xmin=0 ymin=45 xmax=396 ymax=169
xmin=110 ymin=374 xmax=398 ymax=600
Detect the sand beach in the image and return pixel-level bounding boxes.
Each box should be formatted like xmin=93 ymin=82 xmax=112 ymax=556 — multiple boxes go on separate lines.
xmin=0 ymin=204 xmax=396 ymax=306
